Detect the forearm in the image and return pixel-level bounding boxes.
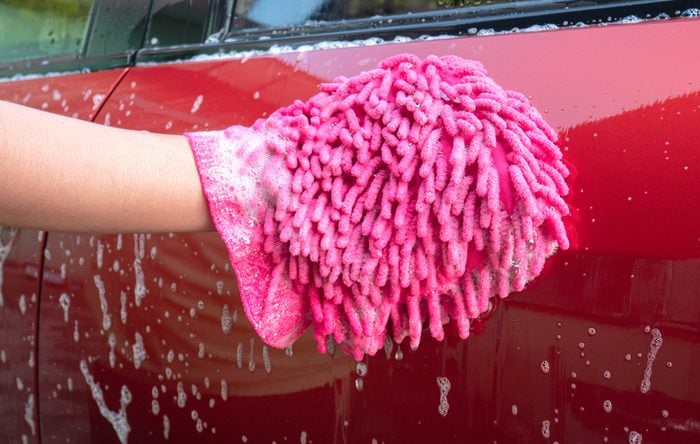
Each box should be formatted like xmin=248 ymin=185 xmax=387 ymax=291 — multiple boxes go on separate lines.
xmin=0 ymin=100 xmax=213 ymax=233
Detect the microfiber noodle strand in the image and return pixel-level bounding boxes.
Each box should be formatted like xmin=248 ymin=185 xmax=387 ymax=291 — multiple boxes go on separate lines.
xmin=187 ymin=54 xmax=570 ymax=360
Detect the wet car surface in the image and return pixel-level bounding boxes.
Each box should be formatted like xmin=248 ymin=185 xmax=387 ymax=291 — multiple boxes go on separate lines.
xmin=1 ymin=1 xmax=700 ymax=443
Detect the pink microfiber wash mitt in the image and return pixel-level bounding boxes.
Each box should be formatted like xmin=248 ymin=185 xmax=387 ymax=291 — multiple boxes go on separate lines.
xmin=186 ymin=53 xmax=570 ymax=360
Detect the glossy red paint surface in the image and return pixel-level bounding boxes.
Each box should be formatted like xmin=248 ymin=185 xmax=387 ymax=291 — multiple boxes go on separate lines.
xmin=0 ymin=69 xmax=127 ymax=444
xmin=5 ymin=17 xmax=700 ymax=444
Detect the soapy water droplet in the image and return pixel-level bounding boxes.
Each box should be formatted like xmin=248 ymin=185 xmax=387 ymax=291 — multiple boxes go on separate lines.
xmin=132 ymin=333 xmax=146 ymax=369
xmin=177 ymin=382 xmax=187 ymax=408
xmin=253 ymin=91 xmax=260 ymax=100
xmin=541 ymin=360 xmax=550 ymax=374
xmin=629 ymin=430 xmax=643 ymax=444
xmin=355 ymin=362 xmax=368 ymax=377
xmin=511 ymin=405 xmax=518 ymax=415
xmin=436 ymin=376 xmax=451 ymax=417
xmin=588 ymin=327 xmax=596 ymax=336
xmin=541 ymin=420 xmax=551 ymax=438
xmin=108 ymin=333 xmax=117 ymax=368
xmin=236 ymin=342 xmax=243 ymax=368
xmin=221 ymin=304 xmax=233 ymax=334
xmin=163 ymin=415 xmax=170 ymax=439
xmin=94 ymin=275 xmax=111 ymax=331
xmin=354 ymin=377 xmax=364 ymax=391
xmin=191 ymin=95 xmax=204 ymax=114
xmin=640 ymin=328 xmax=663 ymax=394
xmin=603 ymin=400 xmax=612 ymax=413
xmin=220 ymin=379 xmax=228 ymax=401
xmin=603 ymin=370 xmax=611 ymax=380
xmin=59 ymin=293 xmax=71 ymax=322
xmin=248 ymin=338 xmax=256 ymax=372
xmin=18 ymin=294 xmax=27 ymax=315
xmin=262 ymin=345 xmax=272 ymax=374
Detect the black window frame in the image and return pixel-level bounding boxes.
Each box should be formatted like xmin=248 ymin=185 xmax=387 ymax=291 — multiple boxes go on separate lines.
xmin=135 ymin=0 xmax=700 ymax=64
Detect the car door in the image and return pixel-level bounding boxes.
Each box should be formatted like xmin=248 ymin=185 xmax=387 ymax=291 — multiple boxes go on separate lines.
xmin=27 ymin=1 xmax=700 ymax=443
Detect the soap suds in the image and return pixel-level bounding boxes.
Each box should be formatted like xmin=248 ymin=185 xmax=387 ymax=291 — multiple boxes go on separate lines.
xmin=163 ymin=415 xmax=170 ymax=439
xmin=177 ymin=381 xmax=187 ymax=408
xmin=132 ymin=332 xmax=146 ymax=369
xmin=640 ymin=328 xmax=663 ymax=394
xmin=603 ymin=400 xmax=612 ymax=413
xmin=94 ymin=275 xmax=112 ymax=331
xmin=0 ymin=227 xmax=18 ymax=308
xmin=262 ymin=345 xmax=272 ymax=374
xmin=133 ymin=234 xmax=146 ymax=306
xmin=221 ymin=304 xmax=233 ymax=334
xmin=18 ymin=294 xmax=27 ymax=315
xmin=24 ymin=393 xmax=35 ymax=436
xmin=59 ymin=293 xmax=71 ymax=322
xmin=629 ymin=430 xmax=643 ymax=443
xmin=108 ymin=333 xmax=117 ymax=368
xmin=80 ymin=359 xmax=132 ymax=444
xmin=96 ymin=240 xmax=104 ymax=268
xmin=236 ymin=341 xmax=243 ymax=368
xmin=120 ymin=291 xmax=128 ymax=324
xmin=248 ymin=339 xmax=256 ymax=372
xmin=436 ymin=376 xmax=451 ymax=417
xmin=541 ymin=419 xmax=551 ymax=438
xmin=541 ymin=360 xmax=550 ymax=374
xmin=191 ymin=95 xmax=204 ymax=113
xmin=220 ymin=379 xmax=228 ymax=401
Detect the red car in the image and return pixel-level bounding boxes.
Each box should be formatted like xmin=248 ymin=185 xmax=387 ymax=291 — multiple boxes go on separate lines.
xmin=1 ymin=1 xmax=699 ymax=443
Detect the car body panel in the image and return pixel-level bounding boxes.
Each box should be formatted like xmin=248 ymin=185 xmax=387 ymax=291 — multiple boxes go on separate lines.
xmin=15 ymin=16 xmax=700 ymax=444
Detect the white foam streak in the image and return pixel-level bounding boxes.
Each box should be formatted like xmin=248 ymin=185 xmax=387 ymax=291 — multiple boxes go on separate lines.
xmin=80 ymin=359 xmax=132 ymax=444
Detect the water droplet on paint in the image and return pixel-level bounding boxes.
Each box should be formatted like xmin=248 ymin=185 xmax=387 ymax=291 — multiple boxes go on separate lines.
xmin=541 ymin=360 xmax=550 ymax=374
xmin=541 ymin=420 xmax=551 ymax=438
xmin=354 ymin=377 xmax=364 ymax=391
xmin=603 ymin=400 xmax=612 ymax=413
xmin=436 ymin=376 xmax=451 ymax=417
xmin=628 ymin=430 xmax=643 ymax=443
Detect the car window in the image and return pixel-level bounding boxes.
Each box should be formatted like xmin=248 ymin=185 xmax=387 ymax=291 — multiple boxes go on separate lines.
xmin=231 ymin=0 xmax=521 ymax=30
xmin=0 ymin=0 xmax=95 ymax=64
xmin=145 ymin=0 xmax=230 ymax=48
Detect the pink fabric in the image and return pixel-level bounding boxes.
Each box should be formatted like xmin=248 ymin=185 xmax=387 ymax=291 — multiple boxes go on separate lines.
xmin=187 ymin=54 xmax=570 ymax=359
